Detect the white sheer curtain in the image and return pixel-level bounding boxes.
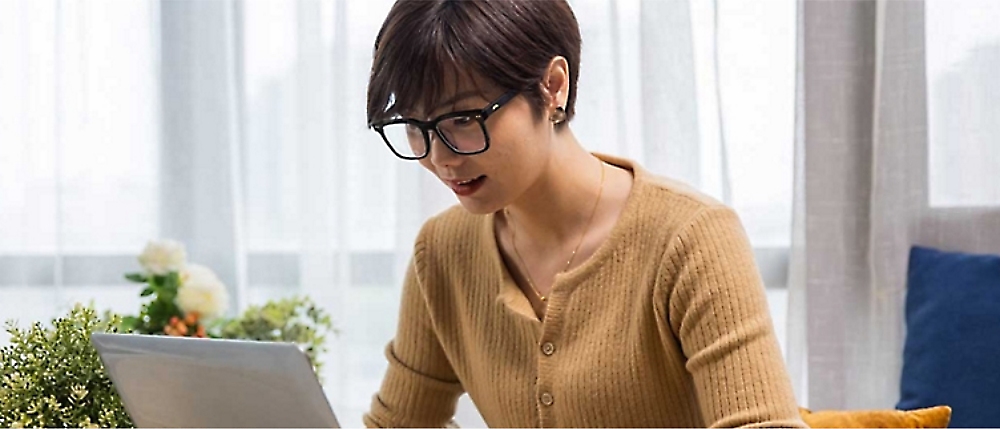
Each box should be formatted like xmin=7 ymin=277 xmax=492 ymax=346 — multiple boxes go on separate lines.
xmin=787 ymin=0 xmax=1000 ymax=410
xmin=0 ymin=0 xmax=796 ymax=425
xmin=0 ymin=0 xmax=160 ymax=328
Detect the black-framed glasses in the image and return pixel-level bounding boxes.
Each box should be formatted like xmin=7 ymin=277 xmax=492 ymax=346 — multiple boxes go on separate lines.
xmin=369 ymin=90 xmax=520 ymax=160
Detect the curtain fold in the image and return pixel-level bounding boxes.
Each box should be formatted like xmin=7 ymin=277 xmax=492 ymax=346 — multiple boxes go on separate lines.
xmin=790 ymin=0 xmax=878 ymax=408
xmin=159 ymin=0 xmax=248 ymax=310
xmin=788 ymin=0 xmax=1000 ymax=409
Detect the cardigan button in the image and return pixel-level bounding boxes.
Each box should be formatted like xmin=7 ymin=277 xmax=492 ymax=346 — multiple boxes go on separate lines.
xmin=540 ymin=392 xmax=554 ymax=406
xmin=541 ymin=342 xmax=555 ymax=356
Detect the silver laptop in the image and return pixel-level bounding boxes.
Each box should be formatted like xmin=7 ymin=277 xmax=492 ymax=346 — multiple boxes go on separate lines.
xmin=91 ymin=333 xmax=340 ymax=428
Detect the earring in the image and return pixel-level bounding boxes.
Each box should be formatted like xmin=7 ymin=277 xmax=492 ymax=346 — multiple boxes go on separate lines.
xmin=550 ymin=107 xmax=567 ymax=125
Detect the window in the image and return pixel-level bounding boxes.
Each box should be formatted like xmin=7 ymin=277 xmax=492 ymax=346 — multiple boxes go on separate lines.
xmin=926 ymin=0 xmax=1000 ymax=208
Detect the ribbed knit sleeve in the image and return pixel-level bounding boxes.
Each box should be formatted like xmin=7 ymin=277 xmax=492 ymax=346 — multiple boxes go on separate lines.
xmin=664 ymin=206 xmax=805 ymax=428
xmin=363 ymin=224 xmax=464 ymax=428
xmin=364 ymin=155 xmax=805 ymax=428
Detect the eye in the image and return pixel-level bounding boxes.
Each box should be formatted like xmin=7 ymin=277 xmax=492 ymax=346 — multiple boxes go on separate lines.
xmin=451 ymin=116 xmax=475 ymax=127
xmin=404 ymin=123 xmax=423 ymax=135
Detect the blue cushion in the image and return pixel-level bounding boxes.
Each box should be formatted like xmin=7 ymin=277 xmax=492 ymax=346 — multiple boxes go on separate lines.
xmin=897 ymin=245 xmax=1000 ymax=428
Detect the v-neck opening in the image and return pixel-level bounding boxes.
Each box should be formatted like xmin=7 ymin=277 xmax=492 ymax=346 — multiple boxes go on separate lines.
xmin=486 ymin=153 xmax=645 ymax=322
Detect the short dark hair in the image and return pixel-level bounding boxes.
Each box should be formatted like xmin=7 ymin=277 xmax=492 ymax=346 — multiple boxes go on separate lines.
xmin=367 ymin=0 xmax=581 ymax=127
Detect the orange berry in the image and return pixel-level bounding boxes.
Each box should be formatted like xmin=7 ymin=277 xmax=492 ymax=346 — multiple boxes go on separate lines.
xmin=169 ymin=316 xmax=180 ymax=326
xmin=196 ymin=326 xmax=206 ymax=338
xmin=176 ymin=323 xmax=188 ymax=336
xmin=184 ymin=312 xmax=198 ymax=326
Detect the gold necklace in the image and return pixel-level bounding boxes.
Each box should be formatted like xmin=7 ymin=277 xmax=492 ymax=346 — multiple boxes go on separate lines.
xmin=505 ymin=160 xmax=606 ymax=304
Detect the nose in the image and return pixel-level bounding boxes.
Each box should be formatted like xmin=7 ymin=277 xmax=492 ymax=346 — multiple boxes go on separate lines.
xmin=427 ymin=130 xmax=462 ymax=169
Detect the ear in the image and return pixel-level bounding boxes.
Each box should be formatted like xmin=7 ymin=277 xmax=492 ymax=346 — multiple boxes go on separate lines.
xmin=539 ymin=56 xmax=570 ymax=111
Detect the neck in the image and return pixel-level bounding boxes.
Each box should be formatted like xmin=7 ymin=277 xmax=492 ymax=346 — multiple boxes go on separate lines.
xmin=503 ymin=130 xmax=606 ymax=247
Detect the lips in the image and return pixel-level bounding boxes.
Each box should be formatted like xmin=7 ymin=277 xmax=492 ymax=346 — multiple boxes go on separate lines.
xmin=443 ymin=175 xmax=487 ymax=196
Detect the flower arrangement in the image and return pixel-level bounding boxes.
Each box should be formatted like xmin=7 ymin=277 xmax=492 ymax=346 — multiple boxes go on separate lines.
xmin=121 ymin=240 xmax=228 ymax=337
xmin=0 ymin=240 xmax=335 ymax=428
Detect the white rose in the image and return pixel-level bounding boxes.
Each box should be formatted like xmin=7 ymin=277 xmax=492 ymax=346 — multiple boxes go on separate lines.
xmin=176 ymin=264 xmax=229 ymax=321
xmin=137 ymin=239 xmax=187 ymax=276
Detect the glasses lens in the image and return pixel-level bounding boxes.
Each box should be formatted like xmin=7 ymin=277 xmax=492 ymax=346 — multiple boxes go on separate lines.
xmin=437 ymin=116 xmax=486 ymax=154
xmin=380 ymin=123 xmax=427 ymax=159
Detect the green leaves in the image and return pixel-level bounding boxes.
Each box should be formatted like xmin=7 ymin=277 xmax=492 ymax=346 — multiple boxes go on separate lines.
xmin=123 ymin=270 xmax=183 ymax=335
xmin=119 ymin=316 xmax=140 ymax=332
xmin=214 ymin=296 xmax=336 ymax=376
xmin=0 ymin=305 xmax=133 ymax=428
xmin=123 ymin=273 xmax=147 ymax=283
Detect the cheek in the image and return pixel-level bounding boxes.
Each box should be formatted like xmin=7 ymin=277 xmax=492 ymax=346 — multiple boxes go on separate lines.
xmin=487 ymin=123 xmax=547 ymax=172
xmin=488 ymin=99 xmax=547 ymax=146
xmin=480 ymin=102 xmax=550 ymax=179
xmin=480 ymin=138 xmax=537 ymax=193
xmin=488 ymin=121 xmax=544 ymax=159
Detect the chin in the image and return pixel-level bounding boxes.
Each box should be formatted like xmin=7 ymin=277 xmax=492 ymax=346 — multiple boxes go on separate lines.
xmin=456 ymin=198 xmax=501 ymax=216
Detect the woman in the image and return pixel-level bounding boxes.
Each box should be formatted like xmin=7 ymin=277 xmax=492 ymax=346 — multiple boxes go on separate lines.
xmin=363 ymin=1 xmax=805 ymax=427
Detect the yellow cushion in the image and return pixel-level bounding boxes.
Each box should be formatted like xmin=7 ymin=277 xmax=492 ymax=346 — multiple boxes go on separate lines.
xmin=799 ymin=405 xmax=951 ymax=428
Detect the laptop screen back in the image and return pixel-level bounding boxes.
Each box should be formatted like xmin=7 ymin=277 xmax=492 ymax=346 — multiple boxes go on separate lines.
xmin=91 ymin=333 xmax=339 ymax=428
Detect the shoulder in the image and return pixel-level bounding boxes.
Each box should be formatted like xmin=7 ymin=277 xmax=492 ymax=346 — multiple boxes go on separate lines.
xmin=639 ymin=172 xmax=748 ymax=259
xmin=408 ymin=205 xmax=494 ymax=309
xmin=412 ymin=204 xmax=491 ymax=267
xmin=609 ymin=155 xmax=741 ymax=251
xmin=640 ymin=172 xmax=727 ymax=214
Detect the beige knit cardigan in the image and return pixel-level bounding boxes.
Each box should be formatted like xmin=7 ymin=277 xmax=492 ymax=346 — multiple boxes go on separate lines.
xmin=364 ymin=154 xmax=806 ymax=428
